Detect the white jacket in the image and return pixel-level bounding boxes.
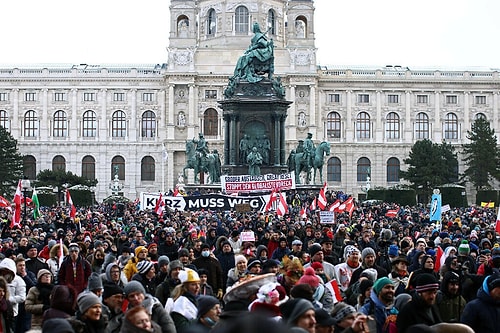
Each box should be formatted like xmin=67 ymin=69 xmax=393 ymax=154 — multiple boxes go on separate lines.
xmin=0 ymin=258 xmax=26 ymax=316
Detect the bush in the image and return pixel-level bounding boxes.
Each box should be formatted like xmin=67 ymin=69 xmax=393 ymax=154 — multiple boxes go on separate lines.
xmin=476 ymin=190 xmax=498 ymax=206
xmin=438 ymin=186 xmax=468 ymax=208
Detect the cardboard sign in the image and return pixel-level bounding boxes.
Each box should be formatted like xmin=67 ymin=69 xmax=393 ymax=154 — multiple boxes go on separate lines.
xmin=320 ymin=211 xmax=335 ymax=224
xmin=240 ymin=231 xmax=256 ymax=242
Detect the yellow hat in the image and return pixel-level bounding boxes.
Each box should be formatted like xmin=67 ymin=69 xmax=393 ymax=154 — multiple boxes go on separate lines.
xmin=179 ymin=268 xmax=200 ymax=284
xmin=135 ymin=246 xmax=146 ymax=257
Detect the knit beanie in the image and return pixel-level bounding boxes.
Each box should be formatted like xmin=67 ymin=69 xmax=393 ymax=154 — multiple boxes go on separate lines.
xmin=458 ymin=240 xmax=470 ymax=255
xmin=310 ymin=262 xmax=323 ymax=270
xmin=135 ymin=246 xmax=146 ymax=257
xmin=197 ymin=295 xmax=219 ymax=319
xmin=360 ymin=268 xmax=377 ymax=282
xmin=343 ymin=245 xmax=359 ymax=259
xmin=136 ymin=260 xmax=154 ymax=275
xmin=77 ymin=292 xmax=101 ymax=314
xmin=47 ymin=240 xmax=57 ymax=250
xmin=158 ymin=255 xmax=170 ymax=267
xmin=235 ymin=255 xmax=248 ymax=264
xmin=37 ymin=268 xmax=52 ymax=281
xmin=297 ymin=267 xmax=320 ymax=288
xmin=87 ymin=272 xmax=103 ymax=291
xmin=373 ymin=277 xmax=393 ymax=295
xmin=42 ymin=318 xmax=75 ymax=333
xmin=290 ymin=283 xmax=314 ymax=301
xmin=124 ymin=280 xmax=146 ymax=296
xmin=415 ymin=273 xmax=439 ymax=292
xmin=308 ymin=243 xmax=323 ymax=257
xmin=102 ymin=283 xmax=124 ymax=300
xmin=388 ymin=244 xmax=399 ymax=257
xmin=331 ymin=302 xmax=356 ymax=324
xmin=359 ymin=279 xmax=374 ymax=295
xmin=361 ymin=247 xmax=376 ymax=261
xmin=168 ymin=260 xmax=183 ymax=274
xmin=279 ymin=298 xmax=314 ymax=326
xmin=487 ymin=272 xmax=500 ymax=291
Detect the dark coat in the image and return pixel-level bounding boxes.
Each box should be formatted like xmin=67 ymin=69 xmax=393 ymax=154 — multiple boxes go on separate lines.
xmin=396 ymin=293 xmax=442 ymax=333
xmin=192 ymin=256 xmax=223 ymax=291
xmin=57 ymin=255 xmax=92 ymax=294
xmin=461 ymin=280 xmax=500 ymax=333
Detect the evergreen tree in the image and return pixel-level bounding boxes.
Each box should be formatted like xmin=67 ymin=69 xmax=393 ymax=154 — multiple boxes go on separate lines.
xmin=462 ymin=117 xmax=500 ymax=189
xmin=0 ymin=126 xmax=23 ymax=196
xmin=401 ymin=139 xmax=458 ymax=202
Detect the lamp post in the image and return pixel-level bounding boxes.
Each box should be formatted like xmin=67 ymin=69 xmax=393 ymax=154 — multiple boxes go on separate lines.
xmin=21 ymin=179 xmax=31 ymax=223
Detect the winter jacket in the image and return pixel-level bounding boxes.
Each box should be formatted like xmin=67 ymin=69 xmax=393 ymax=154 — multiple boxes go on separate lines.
xmin=396 ymin=293 xmax=442 ymax=333
xmin=360 ymin=290 xmax=398 ymax=333
xmin=461 ymin=276 xmax=500 ymax=333
xmin=25 ymin=283 xmax=54 ymax=327
xmin=191 ymin=256 xmax=223 ymax=291
xmin=119 ymin=314 xmax=162 ymax=333
xmin=129 ymin=294 xmax=176 ymax=333
xmin=57 ymin=255 xmax=92 ymax=294
xmin=0 ymin=258 xmax=26 ymax=316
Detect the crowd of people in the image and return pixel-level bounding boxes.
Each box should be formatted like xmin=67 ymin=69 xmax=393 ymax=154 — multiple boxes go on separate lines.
xmin=0 ymin=188 xmax=499 ymax=333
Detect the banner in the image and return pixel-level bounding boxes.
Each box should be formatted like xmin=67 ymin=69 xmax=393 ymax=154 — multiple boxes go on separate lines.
xmin=320 ymin=211 xmax=335 ymax=224
xmin=140 ymin=192 xmax=269 ymax=212
xmin=430 ymin=191 xmax=442 ymax=222
xmin=220 ymin=172 xmax=295 ymax=194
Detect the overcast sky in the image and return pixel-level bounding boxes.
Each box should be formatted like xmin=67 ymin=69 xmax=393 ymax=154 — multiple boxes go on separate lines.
xmin=1 ymin=0 xmax=499 ymax=69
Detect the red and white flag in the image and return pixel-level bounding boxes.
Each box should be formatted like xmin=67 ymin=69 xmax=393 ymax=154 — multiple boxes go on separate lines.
xmin=58 ymin=238 xmax=64 ymax=268
xmin=385 ymin=209 xmax=399 ymax=218
xmin=299 ymin=206 xmax=307 ymax=219
xmin=328 ymin=199 xmax=341 ymax=212
xmin=276 ymin=192 xmax=289 ymax=217
xmin=344 ymin=197 xmax=355 ymax=217
xmin=318 ymin=182 xmax=327 ymax=210
xmin=496 ymin=208 xmax=500 ymax=235
xmin=0 ymin=196 xmax=11 ymax=212
xmin=155 ymin=193 xmax=165 ymax=216
xmin=66 ymin=190 xmax=76 ymax=218
xmin=310 ymin=198 xmax=317 ymax=211
xmin=265 ymin=189 xmax=278 ymax=212
xmin=325 ymin=279 xmax=343 ymax=304
xmin=10 ymin=180 xmax=22 ymax=228
xmin=434 ymin=246 xmax=444 ymax=272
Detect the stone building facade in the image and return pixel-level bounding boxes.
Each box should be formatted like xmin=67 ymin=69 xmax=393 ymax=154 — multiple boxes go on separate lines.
xmin=0 ymin=0 xmax=498 ymax=201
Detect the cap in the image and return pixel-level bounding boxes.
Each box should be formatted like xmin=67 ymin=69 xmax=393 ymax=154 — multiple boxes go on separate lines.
xmin=292 ymin=239 xmax=303 ymax=246
xmin=315 ymin=308 xmax=336 ymax=327
xmin=178 ymin=268 xmax=201 ymax=284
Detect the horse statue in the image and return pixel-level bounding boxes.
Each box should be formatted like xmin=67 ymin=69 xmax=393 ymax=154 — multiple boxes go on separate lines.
xmin=312 ymin=141 xmax=331 ymax=184
xmin=183 ymin=140 xmax=221 ymax=184
xmin=293 ymin=141 xmax=331 ymax=185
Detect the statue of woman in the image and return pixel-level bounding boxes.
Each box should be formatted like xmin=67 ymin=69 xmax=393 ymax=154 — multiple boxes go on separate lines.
xmin=247 ymin=147 xmax=263 ymax=176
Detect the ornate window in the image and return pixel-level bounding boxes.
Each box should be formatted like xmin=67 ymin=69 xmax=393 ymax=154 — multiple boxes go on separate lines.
xmin=444 ymin=112 xmax=458 ymax=140
xmin=327 ymin=157 xmax=341 ymax=182
xmin=235 ymin=6 xmax=249 ymax=34
xmin=111 ymin=156 xmax=125 ymax=180
xmin=112 ymin=110 xmax=127 ymax=138
xmin=204 ymin=108 xmax=218 ymax=137
xmin=141 ymin=110 xmax=156 ymax=138
xmin=356 ymin=112 xmax=370 ymax=139
xmin=295 ymin=16 xmax=306 ymax=38
xmin=23 ymin=155 xmax=36 ymax=180
xmin=326 ymin=112 xmax=341 ymax=139
xmin=53 ymin=110 xmax=67 ymax=137
xmin=52 ymin=155 xmax=66 ymax=172
xmin=24 ymin=110 xmax=38 ymax=137
xmin=357 ymin=157 xmax=371 ymax=182
xmin=177 ymin=16 xmax=189 ymax=37
xmin=385 ymin=112 xmax=400 ymax=139
xmin=82 ymin=155 xmax=96 ymax=180
xmin=387 ymin=157 xmax=400 ymax=182
xmin=268 ymin=10 xmax=276 ymax=35
xmin=415 ymin=112 xmax=429 ymax=139
xmin=207 ymin=9 xmax=216 ymax=36
xmin=82 ymin=110 xmax=97 ymax=137
xmin=141 ymin=156 xmax=155 ymax=181
xmin=0 ymin=110 xmax=9 ymax=131
xmin=475 ymin=113 xmax=486 ymax=121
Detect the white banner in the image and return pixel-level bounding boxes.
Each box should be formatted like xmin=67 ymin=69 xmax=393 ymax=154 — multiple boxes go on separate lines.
xmin=220 ymin=172 xmax=295 ymax=194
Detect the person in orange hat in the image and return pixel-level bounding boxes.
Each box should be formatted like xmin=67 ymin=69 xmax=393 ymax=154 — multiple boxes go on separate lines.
xmin=124 ymin=246 xmax=149 ymax=281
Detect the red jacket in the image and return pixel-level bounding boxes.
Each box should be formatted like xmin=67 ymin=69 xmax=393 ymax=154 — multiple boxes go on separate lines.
xmin=57 ymin=255 xmax=92 ymax=294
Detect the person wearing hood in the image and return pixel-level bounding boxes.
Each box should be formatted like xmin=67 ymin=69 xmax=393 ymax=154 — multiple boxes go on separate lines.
xmin=124 ymin=281 xmax=176 ymax=333
xmin=407 ymin=254 xmax=440 ymax=291
xmin=397 ymin=273 xmax=442 ymax=333
xmin=360 ymin=277 xmax=398 ymax=333
xmin=46 ymin=242 xmax=68 ymax=283
xmin=42 ymin=285 xmax=78 ymax=322
xmin=271 ymin=237 xmax=291 ymax=262
xmin=461 ymin=272 xmax=500 ymax=333
xmin=25 ymin=269 xmax=54 ymax=329
xmin=216 ymin=241 xmax=235 ymax=291
xmin=0 ymin=257 xmax=26 ymax=325
xmin=119 ymin=306 xmax=162 ymax=333
xmin=101 ymin=262 xmax=127 ymax=288
xmin=437 ymin=271 xmax=466 ymax=323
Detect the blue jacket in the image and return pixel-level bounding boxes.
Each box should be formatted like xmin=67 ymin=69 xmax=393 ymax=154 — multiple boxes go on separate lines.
xmin=461 ymin=275 xmax=500 ymax=333
xmin=360 ymin=290 xmax=398 ymax=333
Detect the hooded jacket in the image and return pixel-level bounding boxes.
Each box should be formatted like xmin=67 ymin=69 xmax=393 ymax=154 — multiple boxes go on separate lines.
xmin=0 ymin=258 xmax=26 ymax=316
xmin=461 ymin=275 xmax=500 ymax=333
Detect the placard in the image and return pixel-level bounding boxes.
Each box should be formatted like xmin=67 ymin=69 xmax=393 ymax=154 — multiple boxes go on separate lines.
xmin=320 ymin=211 xmax=335 ymax=224
xmin=240 ymin=231 xmax=256 ymax=242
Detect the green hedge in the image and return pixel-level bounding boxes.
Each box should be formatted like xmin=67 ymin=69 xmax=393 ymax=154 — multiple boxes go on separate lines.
xmin=368 ymin=189 xmax=416 ymax=206
xmin=438 ymin=186 xmax=468 ymax=208
xmin=476 ymin=190 xmax=498 ymax=206
xmin=69 ymin=190 xmax=93 ymax=207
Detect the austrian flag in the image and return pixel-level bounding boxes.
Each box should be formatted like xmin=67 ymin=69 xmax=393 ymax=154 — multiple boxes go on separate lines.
xmin=66 ymin=190 xmax=76 ymax=218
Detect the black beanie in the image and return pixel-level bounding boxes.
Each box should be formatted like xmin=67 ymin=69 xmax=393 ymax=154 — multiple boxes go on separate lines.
xmin=197 ymin=295 xmax=219 ymax=318
xmin=103 ymin=283 xmax=124 ymax=300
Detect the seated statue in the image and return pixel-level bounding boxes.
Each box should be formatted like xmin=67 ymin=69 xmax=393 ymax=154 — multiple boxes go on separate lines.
xmin=233 ymin=22 xmax=274 ymax=83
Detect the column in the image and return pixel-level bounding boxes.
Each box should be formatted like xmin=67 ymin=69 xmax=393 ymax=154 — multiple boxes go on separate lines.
xmin=187 ymin=84 xmax=196 ymax=138
xmin=309 ymin=85 xmax=316 ymax=136
xmin=375 ymin=91 xmax=382 ymax=142
xmin=345 ymin=90 xmax=353 ymax=141
xmin=130 ymin=89 xmax=137 ymax=141
xmin=434 ymin=92 xmax=442 ymax=141
xmin=463 ymin=92 xmax=470 ymax=142
xmin=280 ymin=115 xmax=286 ymax=165
xmin=405 ymin=91 xmax=412 ymax=141
xmin=12 ymin=89 xmax=19 ymax=138
xmin=41 ymin=89 xmax=48 ymax=140
xmin=167 ymin=85 xmax=175 ymax=140
xmin=288 ymin=85 xmax=296 ymax=140
xmin=229 ymin=115 xmax=237 ymax=165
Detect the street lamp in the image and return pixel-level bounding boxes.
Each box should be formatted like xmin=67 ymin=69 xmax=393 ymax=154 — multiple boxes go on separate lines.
xmin=21 ymin=179 xmax=31 ymax=223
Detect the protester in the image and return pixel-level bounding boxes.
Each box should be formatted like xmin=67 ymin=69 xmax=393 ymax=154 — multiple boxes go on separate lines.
xmin=119 ymin=306 xmax=162 ymax=333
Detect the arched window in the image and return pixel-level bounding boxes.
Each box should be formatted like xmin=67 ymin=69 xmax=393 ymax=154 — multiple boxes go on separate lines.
xmin=385 ymin=112 xmax=400 ymax=139
xmin=53 ymin=110 xmax=67 ymax=137
xmin=327 ymin=112 xmax=341 ymax=139
xmin=295 ymin=16 xmax=307 ymax=38
xmin=387 ymin=157 xmax=400 ymax=182
xmin=356 ymin=112 xmax=370 ymax=139
xmin=204 ymin=108 xmax=218 ymax=136
xmin=141 ymin=110 xmax=156 ymax=138
xmin=207 ymin=9 xmax=216 ymax=36
xmin=327 ymin=157 xmax=341 ymax=182
xmin=23 ymin=155 xmax=36 ymax=180
xmin=475 ymin=112 xmax=487 ymax=121
xmin=415 ymin=112 xmax=429 ymax=139
xmin=82 ymin=155 xmax=96 ymax=180
xmin=141 ymin=156 xmax=155 ymax=181
xmin=268 ymin=9 xmax=276 ymax=35
xmin=0 ymin=110 xmax=9 ymax=131
xmin=111 ymin=156 xmax=125 ymax=180
xmin=357 ymin=157 xmax=371 ymax=182
xmin=112 ymin=110 xmax=127 ymax=138
xmin=82 ymin=110 xmax=97 ymax=137
xmin=235 ymin=6 xmax=249 ymax=34
xmin=52 ymin=155 xmax=66 ymax=172
xmin=444 ymin=112 xmax=458 ymax=140
xmin=24 ymin=110 xmax=38 ymax=137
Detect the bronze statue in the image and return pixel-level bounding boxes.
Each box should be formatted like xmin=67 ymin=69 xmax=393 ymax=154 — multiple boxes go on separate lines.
xmin=247 ymin=147 xmax=263 ymax=176
xmin=239 ymin=134 xmax=250 ymax=164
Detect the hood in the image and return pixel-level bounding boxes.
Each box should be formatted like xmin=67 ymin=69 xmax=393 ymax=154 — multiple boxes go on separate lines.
xmin=0 ymin=258 xmax=16 ymax=274
xmin=476 ymin=275 xmax=500 ymax=305
xmin=105 ymin=262 xmax=120 ymax=281
xmin=50 ymin=243 xmax=69 ymax=258
xmin=256 ymin=245 xmax=268 ymax=258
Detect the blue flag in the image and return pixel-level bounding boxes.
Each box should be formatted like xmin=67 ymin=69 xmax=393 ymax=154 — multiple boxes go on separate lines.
xmin=430 ymin=193 xmax=442 ymax=221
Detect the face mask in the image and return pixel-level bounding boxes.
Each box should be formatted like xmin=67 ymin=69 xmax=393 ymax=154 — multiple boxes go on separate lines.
xmin=202 ymin=250 xmax=210 ymax=257
xmin=204 ymin=317 xmax=216 ymax=327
